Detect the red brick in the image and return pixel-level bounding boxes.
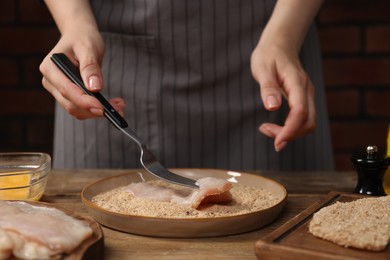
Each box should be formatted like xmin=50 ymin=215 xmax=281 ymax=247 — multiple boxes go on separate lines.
xmin=0 ymin=90 xmax=55 ymax=116
xmin=318 ymin=0 xmax=390 ymax=24
xmin=366 ymin=26 xmax=390 ymax=53
xmin=331 ymin=122 xmax=388 ymax=151
xmin=318 ymin=26 xmax=361 ymax=54
xmin=323 ymin=58 xmax=390 ymax=87
xmin=326 ymin=90 xmax=360 ymax=118
xmin=0 ymin=120 xmax=23 ymax=147
xmin=0 ymin=0 xmax=15 ymax=23
xmin=364 ymin=91 xmax=390 ymax=117
xmin=0 ymin=27 xmax=59 ymax=54
xmin=26 ymin=119 xmax=54 ymax=147
xmin=19 ymin=0 xmax=54 ymax=24
xmin=0 ymin=58 xmax=19 ymax=87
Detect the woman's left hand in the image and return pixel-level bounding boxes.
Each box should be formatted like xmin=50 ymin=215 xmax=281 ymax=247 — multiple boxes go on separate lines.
xmin=251 ymin=42 xmax=316 ymax=152
xmin=251 ymin=0 xmax=323 ymax=152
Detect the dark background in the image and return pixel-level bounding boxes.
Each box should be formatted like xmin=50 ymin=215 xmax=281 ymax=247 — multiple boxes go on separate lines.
xmin=0 ymin=0 xmax=389 ymax=170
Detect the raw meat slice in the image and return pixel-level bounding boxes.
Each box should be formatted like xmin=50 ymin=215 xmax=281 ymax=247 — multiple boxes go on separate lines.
xmin=123 ymin=177 xmax=233 ymax=209
xmin=0 ymin=201 xmax=93 ymax=259
xmin=0 ymin=229 xmax=13 ymax=260
xmin=2 ymin=230 xmax=54 ymax=260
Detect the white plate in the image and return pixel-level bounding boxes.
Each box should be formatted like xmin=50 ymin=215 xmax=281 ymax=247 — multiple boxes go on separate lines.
xmin=81 ymin=169 xmax=287 ymax=238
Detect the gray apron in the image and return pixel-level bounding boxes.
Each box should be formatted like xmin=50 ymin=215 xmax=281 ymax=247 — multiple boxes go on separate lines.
xmin=53 ymin=0 xmax=334 ymax=171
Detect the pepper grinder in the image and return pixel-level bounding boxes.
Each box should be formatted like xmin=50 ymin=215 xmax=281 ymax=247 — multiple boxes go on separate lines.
xmin=351 ymin=145 xmax=390 ymax=196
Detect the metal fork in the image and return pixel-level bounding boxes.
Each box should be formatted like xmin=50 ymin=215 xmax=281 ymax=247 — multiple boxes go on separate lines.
xmin=51 ymin=53 xmax=199 ymax=189
xmin=109 ymin=118 xmax=199 ymax=188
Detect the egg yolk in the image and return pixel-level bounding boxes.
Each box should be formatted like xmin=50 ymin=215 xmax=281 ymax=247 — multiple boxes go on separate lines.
xmin=0 ymin=171 xmax=31 ymax=200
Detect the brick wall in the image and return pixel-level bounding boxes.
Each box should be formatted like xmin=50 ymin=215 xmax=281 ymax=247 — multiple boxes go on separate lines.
xmin=0 ymin=0 xmax=389 ymax=170
xmin=318 ymin=0 xmax=390 ymax=170
xmin=0 ymin=0 xmax=58 ymax=156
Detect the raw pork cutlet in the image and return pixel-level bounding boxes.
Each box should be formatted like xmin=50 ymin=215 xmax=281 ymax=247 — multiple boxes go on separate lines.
xmin=0 ymin=229 xmax=54 ymax=260
xmin=309 ymin=196 xmax=390 ymax=251
xmin=123 ymin=177 xmax=233 ymax=209
xmin=0 ymin=200 xmax=93 ymax=260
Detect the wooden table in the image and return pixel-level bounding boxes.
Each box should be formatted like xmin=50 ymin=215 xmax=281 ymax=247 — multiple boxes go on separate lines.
xmin=43 ymin=169 xmax=357 ymax=259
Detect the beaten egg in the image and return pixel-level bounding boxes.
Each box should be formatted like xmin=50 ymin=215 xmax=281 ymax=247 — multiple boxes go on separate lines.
xmin=0 ymin=171 xmax=31 ymax=200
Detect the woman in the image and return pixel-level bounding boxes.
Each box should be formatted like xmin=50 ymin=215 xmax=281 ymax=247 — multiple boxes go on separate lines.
xmin=40 ymin=0 xmax=334 ymax=171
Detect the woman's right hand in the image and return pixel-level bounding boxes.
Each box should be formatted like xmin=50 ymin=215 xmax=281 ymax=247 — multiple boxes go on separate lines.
xmin=39 ymin=0 xmax=125 ymax=120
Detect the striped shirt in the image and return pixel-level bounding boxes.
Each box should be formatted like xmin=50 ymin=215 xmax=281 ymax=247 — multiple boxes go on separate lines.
xmin=53 ymin=0 xmax=334 ymax=171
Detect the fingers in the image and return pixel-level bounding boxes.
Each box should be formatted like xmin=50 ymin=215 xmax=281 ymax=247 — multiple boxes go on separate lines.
xmin=259 ymin=123 xmax=287 ymax=151
xmin=41 ymin=67 xmax=104 ymax=119
xmin=259 ymin=123 xmax=280 ymax=139
xmin=254 ymin=61 xmax=316 ymax=152
xmin=260 ymin=73 xmax=282 ymax=111
xmin=262 ymin=75 xmax=316 ymax=152
xmin=252 ymin=58 xmax=283 ymax=111
xmin=274 ymin=71 xmax=309 ymax=142
xmin=77 ymin=53 xmax=103 ymax=92
xmin=40 ymin=50 xmax=106 ymax=119
xmin=277 ymin=74 xmax=315 ymax=143
xmin=42 ymin=67 xmax=126 ymax=120
xmin=38 ymin=28 xmax=117 ymax=121
xmin=108 ymin=97 xmax=126 ymax=117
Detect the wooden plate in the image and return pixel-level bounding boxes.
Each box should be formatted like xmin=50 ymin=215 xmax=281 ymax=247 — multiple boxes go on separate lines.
xmin=255 ymin=192 xmax=390 ymax=260
xmin=6 ymin=201 xmax=104 ymax=260
xmin=81 ymin=168 xmax=287 ymax=238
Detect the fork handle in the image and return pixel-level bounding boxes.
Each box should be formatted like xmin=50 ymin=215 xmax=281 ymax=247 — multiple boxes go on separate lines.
xmin=51 ymin=53 xmax=128 ymax=129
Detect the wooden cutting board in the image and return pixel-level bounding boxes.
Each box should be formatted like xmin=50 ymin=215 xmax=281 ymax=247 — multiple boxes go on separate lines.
xmin=255 ymin=192 xmax=389 ymax=260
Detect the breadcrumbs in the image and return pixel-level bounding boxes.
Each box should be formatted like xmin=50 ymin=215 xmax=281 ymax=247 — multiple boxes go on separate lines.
xmin=309 ymin=196 xmax=390 ymax=251
xmin=92 ymin=181 xmax=280 ymax=218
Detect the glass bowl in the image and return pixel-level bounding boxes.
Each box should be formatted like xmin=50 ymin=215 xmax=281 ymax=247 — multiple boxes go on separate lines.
xmin=0 ymin=153 xmax=51 ymax=201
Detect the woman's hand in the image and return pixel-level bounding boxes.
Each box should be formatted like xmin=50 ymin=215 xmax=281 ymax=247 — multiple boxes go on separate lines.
xmin=251 ymin=42 xmax=315 ymax=152
xmin=39 ymin=0 xmax=125 ymax=120
xmin=251 ymin=0 xmax=323 ymax=152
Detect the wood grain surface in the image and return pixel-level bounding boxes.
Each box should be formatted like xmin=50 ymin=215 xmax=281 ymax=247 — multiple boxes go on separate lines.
xmin=255 ymin=192 xmax=389 ymax=260
xmin=42 ymin=169 xmax=360 ymax=259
